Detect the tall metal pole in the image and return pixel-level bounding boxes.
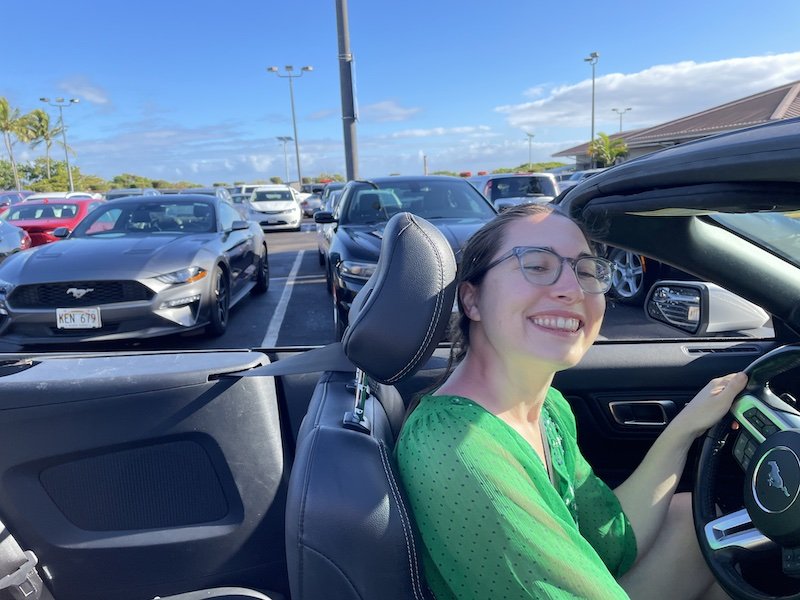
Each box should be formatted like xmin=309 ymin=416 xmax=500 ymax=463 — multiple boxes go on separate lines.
xmin=276 ymin=136 xmax=293 ymax=183
xmin=40 ymin=97 xmax=79 ymax=192
xmin=267 ymin=66 xmax=312 ymax=188
xmin=525 ymin=132 xmax=535 ymax=170
xmin=336 ymin=0 xmax=359 ymax=180
xmin=612 ymin=107 xmax=632 ymax=133
xmin=584 ymin=52 xmax=599 ymax=168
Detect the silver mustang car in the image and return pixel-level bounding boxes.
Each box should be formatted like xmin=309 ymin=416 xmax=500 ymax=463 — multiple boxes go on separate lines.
xmin=0 ymin=195 xmax=269 ymax=345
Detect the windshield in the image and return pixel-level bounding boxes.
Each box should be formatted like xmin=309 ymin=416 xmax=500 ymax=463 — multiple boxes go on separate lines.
xmin=487 ymin=176 xmax=557 ymax=201
xmin=72 ymin=201 xmax=216 ymax=236
xmin=252 ymin=190 xmax=293 ymax=202
xmin=712 ymin=212 xmax=800 ymax=267
xmin=6 ymin=203 xmax=80 ymax=220
xmin=342 ymin=180 xmax=496 ymax=224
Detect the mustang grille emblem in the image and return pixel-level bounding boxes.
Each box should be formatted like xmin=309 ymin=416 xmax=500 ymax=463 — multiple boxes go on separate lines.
xmin=767 ymin=460 xmax=791 ymax=498
xmin=66 ymin=287 xmax=94 ymax=299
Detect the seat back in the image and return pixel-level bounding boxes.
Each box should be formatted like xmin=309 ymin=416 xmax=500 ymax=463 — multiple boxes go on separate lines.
xmin=286 ymin=213 xmax=456 ymax=600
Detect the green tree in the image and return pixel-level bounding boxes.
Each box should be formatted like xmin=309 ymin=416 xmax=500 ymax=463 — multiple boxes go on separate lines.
xmin=432 ymin=170 xmax=458 ymax=177
xmin=24 ymin=109 xmax=63 ymax=179
xmin=0 ymin=159 xmax=15 ymax=189
xmin=588 ymin=133 xmax=628 ymax=167
xmin=270 ymin=176 xmax=282 ymax=184
xmin=0 ymin=97 xmax=28 ymax=189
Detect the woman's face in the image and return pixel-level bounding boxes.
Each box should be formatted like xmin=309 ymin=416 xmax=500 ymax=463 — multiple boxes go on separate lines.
xmin=461 ymin=212 xmax=606 ymax=371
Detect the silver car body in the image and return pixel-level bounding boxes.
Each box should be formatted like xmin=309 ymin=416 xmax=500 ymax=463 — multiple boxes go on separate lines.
xmin=0 ymin=195 xmax=268 ymax=345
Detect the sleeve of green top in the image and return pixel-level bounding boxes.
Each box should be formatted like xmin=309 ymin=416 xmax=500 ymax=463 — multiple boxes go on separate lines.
xmin=396 ymin=402 xmax=631 ymax=600
xmin=546 ymin=390 xmax=638 ymax=577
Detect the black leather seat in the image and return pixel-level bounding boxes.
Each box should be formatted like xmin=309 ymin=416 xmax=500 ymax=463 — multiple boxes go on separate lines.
xmin=286 ymin=212 xmax=456 ymax=600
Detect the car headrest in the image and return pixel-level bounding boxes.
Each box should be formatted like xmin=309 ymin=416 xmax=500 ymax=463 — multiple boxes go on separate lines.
xmin=341 ymin=212 xmax=456 ymax=385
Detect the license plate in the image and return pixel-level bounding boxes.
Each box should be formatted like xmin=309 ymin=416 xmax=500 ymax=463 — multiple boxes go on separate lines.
xmin=56 ymin=307 xmax=102 ymax=329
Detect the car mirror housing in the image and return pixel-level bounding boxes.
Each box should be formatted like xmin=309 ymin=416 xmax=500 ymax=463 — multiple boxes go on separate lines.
xmin=645 ymin=280 xmax=770 ymax=335
xmin=314 ymin=211 xmax=336 ymax=224
xmin=53 ymin=227 xmax=70 ymax=238
xmin=230 ymin=220 xmax=250 ymax=231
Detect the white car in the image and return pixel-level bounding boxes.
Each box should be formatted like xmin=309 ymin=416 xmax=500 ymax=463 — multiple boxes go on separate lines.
xmin=22 ymin=191 xmax=101 ymax=202
xmin=248 ymin=185 xmax=302 ymax=231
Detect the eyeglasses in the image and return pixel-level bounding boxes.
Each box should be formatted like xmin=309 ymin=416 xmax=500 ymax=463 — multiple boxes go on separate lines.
xmin=482 ymin=246 xmax=615 ymax=294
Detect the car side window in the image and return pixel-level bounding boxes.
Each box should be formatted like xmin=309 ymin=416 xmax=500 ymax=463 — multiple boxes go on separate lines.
xmin=218 ymin=203 xmax=238 ymax=230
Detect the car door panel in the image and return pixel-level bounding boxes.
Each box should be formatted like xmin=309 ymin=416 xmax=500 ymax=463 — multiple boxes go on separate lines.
xmin=0 ymin=351 xmax=291 ymax=600
xmin=553 ymin=339 xmax=782 ymax=487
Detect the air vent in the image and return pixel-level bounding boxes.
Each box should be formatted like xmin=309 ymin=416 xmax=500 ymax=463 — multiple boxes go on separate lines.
xmin=686 ymin=346 xmax=761 ymax=355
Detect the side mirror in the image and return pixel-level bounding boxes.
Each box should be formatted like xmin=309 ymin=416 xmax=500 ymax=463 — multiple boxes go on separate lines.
xmin=230 ymin=220 xmax=250 ymax=231
xmin=645 ymin=280 xmax=769 ymax=335
xmin=53 ymin=227 xmax=70 ymax=238
xmin=314 ymin=211 xmax=336 ymax=224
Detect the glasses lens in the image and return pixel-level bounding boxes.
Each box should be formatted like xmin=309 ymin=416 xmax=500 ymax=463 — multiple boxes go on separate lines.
xmin=518 ymin=249 xmax=561 ymax=285
xmin=575 ymin=257 xmax=614 ymax=293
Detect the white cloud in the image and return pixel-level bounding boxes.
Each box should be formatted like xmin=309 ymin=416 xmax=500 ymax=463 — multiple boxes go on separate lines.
xmin=497 ymin=52 xmax=800 ymax=131
xmin=359 ymin=100 xmax=421 ymax=123
xmin=59 ymin=76 xmax=111 ymax=105
xmin=389 ymin=125 xmax=491 ymax=139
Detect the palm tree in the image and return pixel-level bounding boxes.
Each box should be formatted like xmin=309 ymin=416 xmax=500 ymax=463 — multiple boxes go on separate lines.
xmin=25 ymin=109 xmax=63 ymax=179
xmin=0 ymin=97 xmax=27 ymax=190
xmin=588 ymin=132 xmax=628 ymax=168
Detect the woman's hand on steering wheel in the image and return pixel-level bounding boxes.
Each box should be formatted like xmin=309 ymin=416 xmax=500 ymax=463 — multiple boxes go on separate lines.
xmin=675 ymin=372 xmax=748 ymax=439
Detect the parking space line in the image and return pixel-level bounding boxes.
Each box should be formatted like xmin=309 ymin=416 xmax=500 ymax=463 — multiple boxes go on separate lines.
xmin=262 ymin=250 xmax=305 ymax=347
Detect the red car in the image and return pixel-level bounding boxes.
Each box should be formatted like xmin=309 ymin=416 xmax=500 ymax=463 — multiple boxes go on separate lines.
xmin=3 ymin=197 xmax=106 ymax=246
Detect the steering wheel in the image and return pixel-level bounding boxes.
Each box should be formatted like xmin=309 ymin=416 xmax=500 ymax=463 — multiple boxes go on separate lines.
xmin=695 ymin=345 xmax=800 ymax=599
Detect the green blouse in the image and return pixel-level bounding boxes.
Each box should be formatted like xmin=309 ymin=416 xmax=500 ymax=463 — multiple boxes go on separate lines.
xmin=395 ymin=388 xmax=636 ymax=600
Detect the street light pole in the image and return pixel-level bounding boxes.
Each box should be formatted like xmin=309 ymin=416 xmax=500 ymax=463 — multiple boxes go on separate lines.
xmin=267 ymin=65 xmax=312 ymax=189
xmin=40 ymin=97 xmax=79 ymax=191
xmin=525 ymin=132 xmax=535 ymax=170
xmin=276 ymin=136 xmax=293 ymax=183
xmin=583 ymin=52 xmax=599 ymax=168
xmin=611 ymin=107 xmax=632 ymax=133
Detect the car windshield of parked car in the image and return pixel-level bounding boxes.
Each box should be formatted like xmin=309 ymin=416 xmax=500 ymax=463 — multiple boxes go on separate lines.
xmin=341 ymin=180 xmax=495 ymax=225
xmin=252 ymin=190 xmax=293 ymax=202
xmin=72 ymin=201 xmax=216 ymax=236
xmin=6 ymin=203 xmax=79 ymax=221
xmin=488 ymin=176 xmax=558 ymax=201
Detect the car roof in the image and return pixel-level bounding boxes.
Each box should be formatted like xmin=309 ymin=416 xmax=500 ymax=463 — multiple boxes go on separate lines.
xmin=106 ymin=194 xmax=217 ymax=205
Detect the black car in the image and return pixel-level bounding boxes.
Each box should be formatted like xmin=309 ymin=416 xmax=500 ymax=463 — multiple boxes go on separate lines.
xmin=314 ymin=175 xmax=497 ymax=338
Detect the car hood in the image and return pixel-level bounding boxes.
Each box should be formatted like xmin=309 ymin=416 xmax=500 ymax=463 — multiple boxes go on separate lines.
xmin=0 ymin=234 xmax=215 ymax=284
xmin=251 ymin=201 xmax=297 ymax=211
xmin=340 ymin=217 xmax=486 ymax=263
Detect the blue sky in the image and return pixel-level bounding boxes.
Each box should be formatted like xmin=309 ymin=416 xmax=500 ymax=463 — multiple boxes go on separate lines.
xmin=4 ymin=0 xmax=800 ymax=185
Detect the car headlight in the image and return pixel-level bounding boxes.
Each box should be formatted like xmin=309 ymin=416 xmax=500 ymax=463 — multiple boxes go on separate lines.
xmin=339 ymin=260 xmax=377 ymax=281
xmin=155 ymin=267 xmax=208 ymax=284
xmin=0 ymin=278 xmax=13 ymax=295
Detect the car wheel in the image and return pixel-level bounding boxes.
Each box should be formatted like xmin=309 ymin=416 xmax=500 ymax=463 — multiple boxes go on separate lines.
xmin=325 ymin=260 xmax=333 ymax=296
xmin=608 ymin=248 xmax=657 ymax=306
xmin=252 ymin=248 xmax=269 ymax=294
xmin=318 ymin=249 xmax=325 ymax=266
xmin=206 ymin=266 xmax=230 ymax=337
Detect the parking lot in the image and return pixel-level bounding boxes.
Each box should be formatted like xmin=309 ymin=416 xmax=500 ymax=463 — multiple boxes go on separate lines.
xmin=0 ymin=218 xmax=681 ymax=353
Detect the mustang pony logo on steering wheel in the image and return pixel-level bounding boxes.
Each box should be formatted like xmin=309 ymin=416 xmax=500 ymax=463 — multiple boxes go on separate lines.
xmin=767 ymin=460 xmax=791 ymax=498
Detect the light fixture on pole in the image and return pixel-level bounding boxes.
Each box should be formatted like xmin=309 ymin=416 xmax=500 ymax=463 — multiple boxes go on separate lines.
xmin=39 ymin=97 xmax=79 ymax=192
xmin=267 ymin=65 xmax=312 ymax=188
xmin=276 ymin=136 xmax=293 ymax=184
xmin=611 ymin=107 xmax=632 ymax=133
xmin=583 ymin=51 xmax=599 ymax=168
xmin=525 ymin=132 xmax=535 ymax=170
